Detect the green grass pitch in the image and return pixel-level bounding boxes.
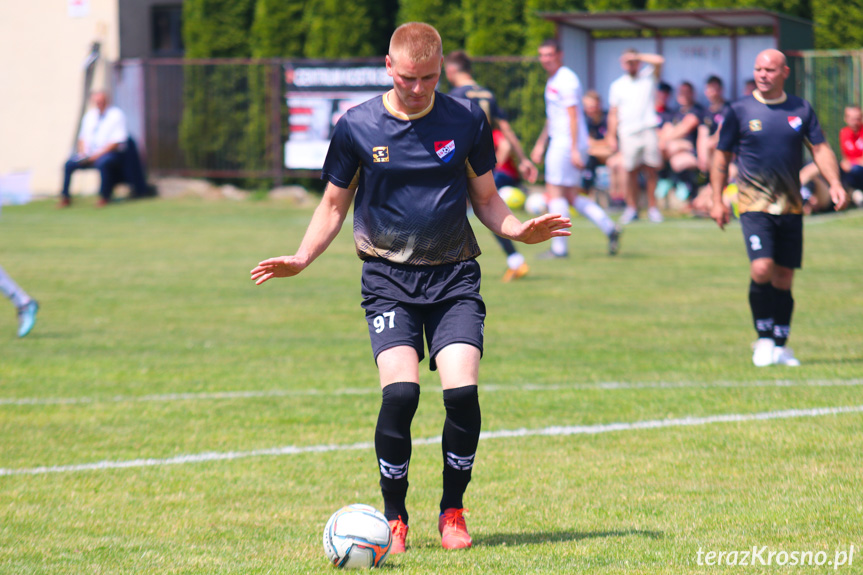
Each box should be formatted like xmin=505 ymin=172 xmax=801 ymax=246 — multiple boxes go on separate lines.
xmin=1 ymin=196 xmax=861 ymax=574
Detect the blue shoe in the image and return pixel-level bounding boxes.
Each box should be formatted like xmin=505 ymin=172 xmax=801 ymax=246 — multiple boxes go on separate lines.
xmin=17 ymin=300 xmax=38 ymax=338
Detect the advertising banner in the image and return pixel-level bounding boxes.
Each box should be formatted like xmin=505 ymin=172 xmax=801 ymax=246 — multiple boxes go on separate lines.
xmin=285 ymin=62 xmax=390 ymax=170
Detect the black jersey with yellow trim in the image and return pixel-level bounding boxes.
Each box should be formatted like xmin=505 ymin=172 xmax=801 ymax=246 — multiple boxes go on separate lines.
xmin=717 ymin=91 xmax=825 ymax=215
xmin=322 ymin=90 xmax=495 ymax=266
xmin=449 ymin=84 xmax=506 ymax=125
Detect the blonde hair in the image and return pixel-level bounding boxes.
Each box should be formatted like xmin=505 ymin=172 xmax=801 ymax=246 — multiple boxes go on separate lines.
xmin=389 ymin=22 xmax=442 ymax=64
xmin=583 ymin=89 xmax=601 ymax=104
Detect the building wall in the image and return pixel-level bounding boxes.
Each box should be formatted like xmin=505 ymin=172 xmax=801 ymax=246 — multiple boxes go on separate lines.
xmin=0 ymin=0 xmax=120 ymax=196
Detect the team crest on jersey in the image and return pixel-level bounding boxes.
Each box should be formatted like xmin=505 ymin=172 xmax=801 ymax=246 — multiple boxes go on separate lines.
xmin=749 ymin=119 xmax=762 ymax=132
xmin=435 ymin=140 xmax=456 ymax=163
xmin=372 ymin=146 xmax=389 ymax=163
xmin=788 ymin=116 xmax=802 ymax=131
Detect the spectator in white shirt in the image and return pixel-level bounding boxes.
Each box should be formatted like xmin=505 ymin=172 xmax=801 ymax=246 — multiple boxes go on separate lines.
xmin=607 ymin=49 xmax=666 ymax=224
xmin=59 ymin=91 xmax=128 ymax=207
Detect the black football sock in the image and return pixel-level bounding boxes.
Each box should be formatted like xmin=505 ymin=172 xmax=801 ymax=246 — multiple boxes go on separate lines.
xmin=749 ymin=280 xmax=775 ymax=339
xmin=494 ymin=235 xmax=518 ymax=257
xmin=440 ymin=385 xmax=481 ymax=513
xmin=772 ymin=287 xmax=794 ymax=347
xmin=375 ymin=382 xmax=420 ymax=524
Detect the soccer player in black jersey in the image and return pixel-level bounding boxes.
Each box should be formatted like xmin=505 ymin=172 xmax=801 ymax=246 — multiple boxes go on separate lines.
xmin=251 ymin=22 xmax=571 ymax=553
xmin=710 ymin=49 xmax=847 ymax=367
xmin=444 ymin=50 xmax=539 ymax=282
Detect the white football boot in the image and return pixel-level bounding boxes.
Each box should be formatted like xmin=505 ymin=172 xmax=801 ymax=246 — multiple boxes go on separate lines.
xmin=773 ymin=346 xmax=800 ymax=366
xmin=752 ymin=338 xmax=776 ymax=367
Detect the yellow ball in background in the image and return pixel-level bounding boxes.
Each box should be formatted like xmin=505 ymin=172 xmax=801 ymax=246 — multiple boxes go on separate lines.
xmin=498 ymin=186 xmax=526 ymax=210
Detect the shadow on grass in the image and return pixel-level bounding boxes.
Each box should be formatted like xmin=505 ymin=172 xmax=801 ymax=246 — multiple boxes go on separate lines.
xmin=478 ymin=528 xmax=664 ymax=547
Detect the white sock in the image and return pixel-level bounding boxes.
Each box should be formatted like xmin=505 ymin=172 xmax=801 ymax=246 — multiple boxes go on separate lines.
xmin=572 ymin=195 xmax=616 ymax=236
xmin=548 ymin=197 xmax=570 ymax=255
xmin=507 ymin=252 xmax=525 ymax=270
xmin=0 ymin=264 xmax=30 ymax=308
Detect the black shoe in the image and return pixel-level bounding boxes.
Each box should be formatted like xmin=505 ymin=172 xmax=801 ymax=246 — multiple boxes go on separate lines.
xmin=608 ymin=227 xmax=622 ymax=256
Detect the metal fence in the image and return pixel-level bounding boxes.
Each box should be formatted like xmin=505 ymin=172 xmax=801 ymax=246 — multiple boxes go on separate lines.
xmin=110 ymin=52 xmax=863 ymax=183
xmin=109 ymin=57 xmax=546 ymax=184
xmin=111 ymin=58 xmax=287 ymax=182
xmin=788 ymin=51 xmax=863 ymax=153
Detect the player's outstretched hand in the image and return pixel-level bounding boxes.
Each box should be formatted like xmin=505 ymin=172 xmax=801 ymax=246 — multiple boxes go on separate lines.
xmin=250 ymin=256 xmax=308 ymax=285
xmin=710 ymin=202 xmax=730 ymax=230
xmin=515 ymin=213 xmax=572 ymax=244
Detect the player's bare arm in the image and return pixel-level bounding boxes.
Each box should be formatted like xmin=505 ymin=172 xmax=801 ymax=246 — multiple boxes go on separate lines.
xmin=251 ymin=182 xmax=355 ymax=284
xmin=530 ymin=124 xmax=549 ymax=165
xmin=467 ymin=171 xmax=571 ymax=243
xmin=809 ymin=141 xmax=849 ymax=211
xmin=567 ymin=106 xmax=583 ymax=169
xmin=709 ymin=150 xmax=733 ymax=230
xmin=498 ymin=119 xmax=538 ymax=183
xmin=606 ymin=107 xmax=618 ymax=151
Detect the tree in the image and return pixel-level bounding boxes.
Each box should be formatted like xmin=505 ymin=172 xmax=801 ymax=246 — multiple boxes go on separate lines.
xmin=524 ymin=0 xmax=585 ymax=55
xmin=464 ymin=0 xmax=528 ymax=55
xmin=398 ymin=0 xmax=466 ymax=54
xmin=811 ymin=0 xmax=863 ymax=49
xmin=250 ymin=0 xmax=307 ymax=58
xmin=303 ymin=0 xmax=377 ymax=57
xmin=183 ymin=0 xmax=257 ymax=58
xmin=181 ymin=0 xmax=259 ymax=176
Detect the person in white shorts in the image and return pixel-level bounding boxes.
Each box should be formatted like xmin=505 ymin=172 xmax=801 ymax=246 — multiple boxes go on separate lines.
xmin=607 ymin=48 xmax=666 ymax=224
xmin=530 ymin=39 xmax=621 ymax=258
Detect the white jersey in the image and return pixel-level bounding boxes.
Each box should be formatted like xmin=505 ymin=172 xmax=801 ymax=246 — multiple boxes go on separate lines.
xmin=544 ymin=66 xmax=588 ymax=152
xmin=608 ymin=65 xmax=660 ymax=136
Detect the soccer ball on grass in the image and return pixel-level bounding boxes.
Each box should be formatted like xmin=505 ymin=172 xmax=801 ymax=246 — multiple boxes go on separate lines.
xmin=323 ymin=504 xmax=392 ymax=569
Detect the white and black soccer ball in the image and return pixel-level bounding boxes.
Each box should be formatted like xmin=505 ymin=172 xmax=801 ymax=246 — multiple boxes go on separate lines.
xmin=524 ymin=192 xmax=548 ymax=216
xmin=323 ymin=504 xmax=392 ymax=569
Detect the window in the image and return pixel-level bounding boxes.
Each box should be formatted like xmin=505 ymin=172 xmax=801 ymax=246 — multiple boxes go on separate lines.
xmin=152 ymin=5 xmax=183 ymax=57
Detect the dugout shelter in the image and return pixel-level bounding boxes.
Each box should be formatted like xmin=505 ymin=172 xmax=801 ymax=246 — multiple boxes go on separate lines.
xmin=540 ymin=9 xmax=814 ymax=104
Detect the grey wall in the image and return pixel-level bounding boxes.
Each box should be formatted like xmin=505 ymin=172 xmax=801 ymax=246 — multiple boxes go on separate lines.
xmin=119 ymin=0 xmax=183 ymax=59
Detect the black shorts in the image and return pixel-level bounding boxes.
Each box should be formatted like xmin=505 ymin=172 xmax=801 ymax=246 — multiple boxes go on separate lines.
xmin=739 ymin=212 xmax=803 ymax=269
xmin=361 ymin=258 xmax=486 ymax=371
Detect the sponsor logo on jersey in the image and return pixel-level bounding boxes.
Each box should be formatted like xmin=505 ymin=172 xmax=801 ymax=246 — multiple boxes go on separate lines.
xmin=435 ymin=140 xmax=456 ymax=163
xmin=372 ymin=146 xmax=389 ymax=163
xmin=788 ymin=116 xmax=802 ymax=131
xmin=749 ymin=119 xmax=762 ymax=132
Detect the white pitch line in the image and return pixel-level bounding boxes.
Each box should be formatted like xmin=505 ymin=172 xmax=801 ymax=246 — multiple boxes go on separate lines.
xmin=2 ymin=379 xmax=862 ymax=407
xmin=1 ymin=404 xmax=860 ymax=477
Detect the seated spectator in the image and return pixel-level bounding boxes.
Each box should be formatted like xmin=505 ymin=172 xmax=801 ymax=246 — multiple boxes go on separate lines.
xmin=582 ymin=90 xmax=624 ymax=205
xmin=692 ymin=162 xmax=828 ymax=218
xmin=698 ymin=75 xmax=728 ymax=173
xmin=492 ymin=128 xmax=521 ymax=189
xmin=743 ymin=78 xmax=757 ymax=97
xmin=60 ymin=90 xmax=128 ymax=207
xmin=655 ymin=81 xmax=676 ymax=128
xmin=799 ymin=162 xmax=836 ymax=215
xmin=839 ymin=105 xmax=863 ymax=196
xmin=658 ymin=81 xmax=704 ymax=201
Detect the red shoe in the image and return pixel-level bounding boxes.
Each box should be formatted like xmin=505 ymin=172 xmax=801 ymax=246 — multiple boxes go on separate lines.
xmin=388 ymin=517 xmax=408 ymax=554
xmin=438 ymin=508 xmax=472 ymax=549
xmin=96 ymin=198 xmax=109 ymax=208
xmin=501 ymin=262 xmax=529 ymax=283
xmin=57 ymin=197 xmax=71 ymax=208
